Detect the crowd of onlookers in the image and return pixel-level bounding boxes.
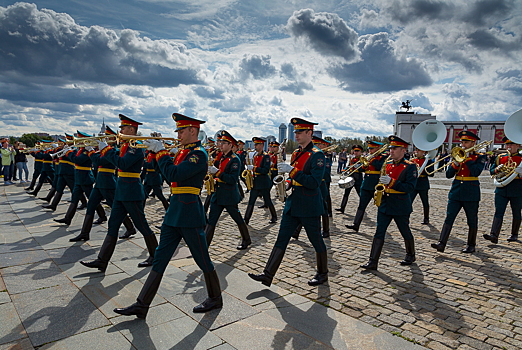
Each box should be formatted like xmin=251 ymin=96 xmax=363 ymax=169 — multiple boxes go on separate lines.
xmin=1 ymin=138 xmax=29 ymax=185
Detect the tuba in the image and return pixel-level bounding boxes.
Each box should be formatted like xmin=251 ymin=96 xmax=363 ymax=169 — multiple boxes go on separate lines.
xmin=273 ymin=139 xmax=288 ymax=202
xmin=494 ymin=109 xmax=522 ymax=187
xmin=425 ymin=140 xmax=493 ymax=175
xmin=411 ymin=120 xmax=446 ymax=174
xmin=241 ymin=148 xmax=254 ymax=190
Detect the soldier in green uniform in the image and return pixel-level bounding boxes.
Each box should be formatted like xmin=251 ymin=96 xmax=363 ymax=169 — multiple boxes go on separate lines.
xmin=205 ymin=130 xmax=251 ymax=250
xmin=361 ymin=136 xmax=418 ymax=270
xmin=27 ymin=140 xmax=55 ymax=196
xmin=431 ymin=131 xmax=487 ymax=253
xmin=336 ymin=145 xmax=364 ymax=213
xmin=411 ymin=148 xmax=435 ymax=224
xmin=232 ymin=141 xmax=245 ymax=201
xmin=243 ymin=137 xmax=277 ymax=224
xmin=114 ymin=113 xmax=222 ymax=319
xmin=237 ymin=140 xmax=249 ymax=194
xmin=25 ymin=147 xmax=44 ymax=191
xmin=484 ymin=137 xmax=522 ymax=243
xmin=80 ymin=115 xmax=158 ymax=270
xmin=40 ymin=140 xmax=65 ymax=203
xmin=204 ymin=134 xmax=223 ymax=213
xmin=346 ymin=141 xmax=386 ymax=232
xmin=249 ymin=118 xmax=328 ymax=287
xmin=142 ymin=150 xmax=169 ymax=211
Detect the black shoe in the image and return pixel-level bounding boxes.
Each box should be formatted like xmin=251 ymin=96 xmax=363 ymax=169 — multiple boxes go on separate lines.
xmin=138 ymin=235 xmax=159 ymax=267
xmin=422 ymin=207 xmax=429 ymax=225
xmin=70 ymin=213 xmax=92 ymax=242
xmin=193 ymin=270 xmax=222 ymax=313
xmin=248 ymin=273 xmax=273 ymax=286
xmin=400 ymin=239 xmax=416 ymax=265
xmin=361 ymin=237 xmax=384 ymax=271
xmin=42 ymin=191 xmax=63 ymax=211
xmin=236 ymin=223 xmax=251 ymax=250
xmin=268 ymin=205 xmax=277 ymax=224
xmin=321 ymin=214 xmax=329 ymax=238
xmin=53 ymin=217 xmax=71 ymax=225
xmin=138 ymin=256 xmax=154 ymax=268
xmin=80 ymin=259 xmax=108 ymax=272
xmin=114 ymin=270 xmax=163 ymax=319
xmin=193 ymin=296 xmax=223 ymax=313
xmin=431 ymin=223 xmax=452 ymax=252
xmin=248 ymin=247 xmax=284 ymax=287
xmin=93 ymin=217 xmax=107 ymax=225
xmin=80 ymin=235 xmax=117 ymax=272
xmin=308 ymin=252 xmax=328 ymax=286
xmin=462 ymin=228 xmax=477 ymax=253
xmin=507 ymin=219 xmax=520 ymax=242
xmin=243 ymin=205 xmax=254 ymax=225
xmin=114 ymin=301 xmax=149 ymax=319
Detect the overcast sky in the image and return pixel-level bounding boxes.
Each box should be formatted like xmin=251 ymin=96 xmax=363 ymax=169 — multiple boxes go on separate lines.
xmin=0 ymin=0 xmax=520 ymax=139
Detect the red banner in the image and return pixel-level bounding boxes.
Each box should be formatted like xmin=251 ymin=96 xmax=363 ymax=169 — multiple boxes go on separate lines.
xmin=494 ymin=129 xmax=505 ymax=144
xmin=444 ymin=128 xmax=478 ymax=143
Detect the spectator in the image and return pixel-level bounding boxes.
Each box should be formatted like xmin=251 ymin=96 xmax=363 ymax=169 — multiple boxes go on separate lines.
xmin=1 ymin=139 xmax=15 ymax=185
xmin=338 ymin=148 xmax=348 ymax=173
xmin=332 ymin=151 xmax=337 ymax=161
xmin=14 ymin=142 xmax=29 ymax=183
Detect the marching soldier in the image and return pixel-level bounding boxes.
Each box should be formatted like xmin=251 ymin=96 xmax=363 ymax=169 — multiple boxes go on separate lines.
xmin=40 ymin=140 xmax=64 ymax=203
xmin=484 ymin=137 xmax=522 ymax=243
xmin=243 ymin=137 xmax=277 ymax=224
xmin=24 ymin=146 xmax=44 ymax=191
xmin=431 ymin=131 xmax=486 ymax=253
xmin=80 ymin=114 xmax=158 ymax=270
xmin=345 ymin=141 xmax=386 ymax=232
xmin=204 ymin=135 xmax=223 ymax=213
xmin=361 ymin=136 xmax=418 ymax=270
xmin=232 ymin=140 xmax=245 ymax=200
xmin=260 ymin=141 xmax=279 ymax=208
xmin=205 ymin=131 xmax=251 ymax=250
xmin=336 ymin=145 xmax=363 ymax=213
xmin=411 ymin=148 xmax=434 ymax=224
xmin=27 ymin=140 xmax=55 ymax=196
xmin=142 ymin=150 xmax=170 ymax=211
xmin=237 ymin=140 xmax=249 ymax=193
xmin=114 ymin=113 xmax=222 ymax=319
xmin=249 ymin=118 xmax=328 ymax=287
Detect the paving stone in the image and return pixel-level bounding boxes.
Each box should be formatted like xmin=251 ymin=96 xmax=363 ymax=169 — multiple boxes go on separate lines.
xmin=0 ymin=249 xmax=50 ymax=268
xmin=0 ymin=292 xmax=10 ymax=305
xmin=0 ymin=337 xmax=34 ymax=350
xmin=11 ymin=283 xmax=109 ymax=347
xmin=38 ymin=325 xmax=131 ymax=350
xmin=1 ymin=260 xmax=71 ymax=294
xmin=0 ymin=302 xmax=27 ymax=346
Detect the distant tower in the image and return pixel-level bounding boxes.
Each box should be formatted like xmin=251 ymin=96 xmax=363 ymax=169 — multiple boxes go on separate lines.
xmin=287 ymin=123 xmax=295 ymax=141
xmin=100 ymin=118 xmax=106 ymax=135
xmin=266 ymin=135 xmax=276 ymax=152
xmin=313 ymin=130 xmax=323 ymax=138
xmin=278 ymin=123 xmax=287 ymax=143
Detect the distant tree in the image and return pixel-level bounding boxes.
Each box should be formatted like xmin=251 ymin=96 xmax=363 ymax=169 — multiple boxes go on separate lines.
xmin=9 ymin=136 xmax=17 ymax=144
xmin=285 ymin=139 xmax=299 ymax=153
xmin=41 ymin=135 xmax=53 ymax=141
xmin=19 ymin=133 xmax=46 ymax=147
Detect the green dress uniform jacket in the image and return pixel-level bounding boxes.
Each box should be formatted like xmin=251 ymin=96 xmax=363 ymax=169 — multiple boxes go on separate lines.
xmin=69 ymin=148 xmax=95 ymax=186
xmin=491 ymin=153 xmax=522 ymax=197
xmin=361 ymin=154 xmax=385 ymax=191
xmin=143 ymin=152 xmax=162 ymax=187
xmin=446 ymin=153 xmax=486 ymax=202
xmin=89 ymin=151 xmax=116 ymax=190
xmin=324 ymin=157 xmax=332 ymax=185
xmin=30 ymin=151 xmax=43 ymax=172
xmin=59 ymin=150 xmax=76 ymax=176
xmin=155 ymin=141 xmax=208 ymax=228
xmin=101 ymin=143 xmax=146 ymax=201
xmin=379 ymin=158 xmax=418 ymax=216
xmin=285 ymin=142 xmax=325 ymax=217
xmin=211 ymin=151 xmax=241 ymax=206
xmin=252 ymin=151 xmax=272 ymax=190
xmin=413 ymin=157 xmax=434 ymax=191
xmin=41 ymin=150 xmax=55 ymax=173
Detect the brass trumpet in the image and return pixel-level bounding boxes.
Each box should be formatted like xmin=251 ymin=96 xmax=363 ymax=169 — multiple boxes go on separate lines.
xmin=273 ymin=139 xmax=288 ymax=202
xmin=241 ymin=148 xmax=254 ymax=191
xmin=425 ymin=140 xmax=493 ymax=175
xmin=374 ymin=154 xmax=392 ymax=207
xmin=73 ymin=135 xmax=117 ymax=147
xmin=116 ymin=131 xmax=179 ymax=149
xmin=340 ymin=144 xmax=387 ymax=180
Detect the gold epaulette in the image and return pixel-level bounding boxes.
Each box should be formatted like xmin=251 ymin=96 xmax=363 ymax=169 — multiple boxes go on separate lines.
xmin=311 ymin=146 xmax=320 ymax=153
xmin=404 ymin=159 xmax=414 ymax=165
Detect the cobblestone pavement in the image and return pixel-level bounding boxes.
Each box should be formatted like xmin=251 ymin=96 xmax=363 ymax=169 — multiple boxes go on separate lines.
xmin=140 ymin=168 xmax=522 ymax=350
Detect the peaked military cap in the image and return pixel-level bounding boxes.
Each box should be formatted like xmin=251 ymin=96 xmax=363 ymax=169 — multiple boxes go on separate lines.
xmin=367 ymin=140 xmax=383 ymax=148
xmin=270 ymin=141 xmax=280 ymax=147
xmin=458 ymin=130 xmax=480 ymax=141
xmin=291 ymin=117 xmax=318 ymax=131
xmin=119 ymin=114 xmax=143 ymax=128
xmin=105 ymin=125 xmax=117 ymax=135
xmin=172 ymin=113 xmax=205 ymax=131
xmin=237 ymin=140 xmax=245 ymax=145
xmin=312 ymin=136 xmax=330 ymax=145
xmin=352 ymin=144 xmax=363 ymax=151
xmin=77 ymin=131 xmax=92 ymax=138
xmin=502 ymin=136 xmax=518 ymax=144
xmin=252 ymin=137 xmax=267 ymax=144
xmin=220 ymin=130 xmax=237 ymax=146
xmin=388 ymin=135 xmax=410 ymax=148
xmin=65 ymin=133 xmax=74 ymax=140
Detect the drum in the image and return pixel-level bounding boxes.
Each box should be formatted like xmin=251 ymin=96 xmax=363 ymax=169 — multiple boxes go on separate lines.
xmin=338 ymin=176 xmax=355 ymax=189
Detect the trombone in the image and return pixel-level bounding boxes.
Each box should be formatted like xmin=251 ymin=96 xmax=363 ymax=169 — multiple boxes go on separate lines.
xmin=116 ymin=131 xmax=179 ymax=149
xmin=339 ymin=144 xmax=387 ymax=180
xmin=425 ymin=140 xmax=493 ymax=175
xmin=73 ymin=135 xmax=117 ymax=147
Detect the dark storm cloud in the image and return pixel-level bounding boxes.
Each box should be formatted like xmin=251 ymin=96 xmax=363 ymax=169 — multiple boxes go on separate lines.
xmin=285 ymin=9 xmax=359 ymax=60
xmin=385 ymin=0 xmax=454 ymax=25
xmin=463 ymin=0 xmax=514 ymax=26
xmin=193 ymin=86 xmax=226 ymax=100
xmin=328 ymin=32 xmax=432 ymax=93
xmin=238 ymin=55 xmax=276 ymax=81
xmin=0 ymin=3 xmax=204 ymax=88
xmin=467 ymin=29 xmax=521 ymax=52
xmin=278 ymin=62 xmax=313 ymax=95
xmin=279 ymin=82 xmax=314 ymax=95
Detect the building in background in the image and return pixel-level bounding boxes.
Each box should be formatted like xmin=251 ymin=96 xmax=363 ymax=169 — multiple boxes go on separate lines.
xmin=287 ymin=123 xmax=295 ymax=141
xmin=278 ymin=123 xmax=287 ymax=143
xmin=313 ymin=130 xmax=323 ymax=139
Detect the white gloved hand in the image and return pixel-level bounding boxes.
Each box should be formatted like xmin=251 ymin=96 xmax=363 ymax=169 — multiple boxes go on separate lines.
xmin=515 ymin=163 xmax=522 ymax=176
xmin=143 ymin=140 xmax=165 ymax=153
xmin=380 ymin=175 xmax=392 ymax=185
xmin=85 ymin=146 xmax=94 ymax=152
xmin=278 ymin=163 xmax=294 ymax=173
xmin=51 ymin=143 xmax=58 ymax=148
xmin=169 ymin=147 xmax=178 ymax=155
xmin=208 ymin=165 xmax=219 ymax=174
xmin=495 ymin=165 xmax=504 ymax=173
xmin=98 ymin=140 xmax=109 ymax=150
xmin=247 ymin=165 xmax=254 ymax=171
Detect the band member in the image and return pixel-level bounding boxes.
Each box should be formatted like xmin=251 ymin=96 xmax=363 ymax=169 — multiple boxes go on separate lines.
xmin=40 ymin=140 xmax=63 ymax=203
xmin=431 ymin=131 xmax=486 ymax=253
xmin=411 ymin=148 xmax=434 ymax=224
xmin=232 ymin=141 xmax=245 ymax=200
xmin=484 ymin=137 xmax=522 ymax=243
xmin=142 ymin=150 xmax=169 ymax=211
xmin=237 ymin=140 xmax=249 ymax=193
xmin=361 ymin=136 xmax=418 ymax=270
xmin=114 ymin=113 xmax=222 ymax=319
xmin=25 ymin=146 xmax=44 ymax=191
xmin=204 ymin=135 xmax=223 ymax=213
xmin=249 ymin=118 xmax=328 ymax=287
xmin=336 ymin=144 xmax=363 ymax=213
xmin=205 ymin=131 xmax=251 ymax=250
xmin=81 ymin=114 xmax=158 ymax=270
xmin=345 ymin=141 xmax=386 ymax=232
xmin=243 ymin=137 xmax=277 ymax=224
xmin=27 ymin=140 xmax=55 ymax=196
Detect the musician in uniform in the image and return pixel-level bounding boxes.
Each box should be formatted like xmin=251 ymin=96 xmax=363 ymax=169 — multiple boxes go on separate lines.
xmin=204 ymin=135 xmax=223 ymax=213
xmin=232 ymin=140 xmax=245 ymax=201
xmin=345 ymin=141 xmax=386 ymax=232
xmin=114 ymin=113 xmax=222 ymax=319
xmin=205 ymin=131 xmax=251 ymax=250
xmin=142 ymin=150 xmax=170 ymax=211
xmin=243 ymin=137 xmax=277 ymax=225
xmin=27 ymin=140 xmax=55 ymax=197
xmin=411 ymin=147 xmax=434 ymax=225
xmin=237 ymin=140 xmax=249 ymax=193
xmin=361 ymin=136 xmax=418 ymax=270
xmin=336 ymin=144 xmax=363 ymax=213
xmin=25 ymin=146 xmax=44 ymax=191
xmin=431 ymin=131 xmax=486 ymax=253
xmin=484 ymin=137 xmax=522 ymax=243
xmin=81 ymin=115 xmax=158 ymax=270
xmin=40 ymin=140 xmax=65 ymax=203
xmin=249 ymin=118 xmax=328 ymax=287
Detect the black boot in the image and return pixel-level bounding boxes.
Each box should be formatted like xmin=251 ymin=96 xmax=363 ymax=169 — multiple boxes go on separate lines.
xmin=484 ymin=217 xmax=502 ymax=244
xmin=431 ymin=223 xmax=452 ymax=252
xmin=422 ymin=206 xmax=430 ymax=225
xmin=80 ymin=235 xmax=117 ymax=272
xmin=42 ymin=191 xmax=63 ymax=211
xmin=70 ymin=215 xmax=94 ymax=242
xmin=308 ymin=251 xmax=328 ymax=286
xmin=205 ymin=225 xmax=216 ymax=247
xmin=237 ymin=223 xmax=251 ymax=250
xmin=24 ymin=176 xmax=37 ymax=191
xmin=462 ymin=227 xmax=477 ymax=253
xmin=53 ymin=202 xmax=77 ymax=225
xmin=508 ymin=219 xmax=521 ymax=242
xmin=193 ymin=270 xmax=223 ymax=313
xmin=361 ymin=237 xmax=384 ymax=270
xmin=138 ymin=235 xmax=159 ymax=268
xmin=345 ymin=209 xmax=364 ymax=233
xmin=268 ymin=204 xmax=277 ymax=224
xmin=327 ymin=197 xmax=333 ymax=217
xmin=40 ymin=187 xmax=56 ymax=203
xmin=400 ymin=239 xmax=416 ymax=265
xmin=238 ymin=185 xmax=245 ymax=201
xmin=27 ymin=181 xmax=43 ymax=196
xmin=335 ymin=193 xmax=349 ymax=213
xmin=244 ymin=204 xmax=254 ymax=225
xmin=321 ymin=214 xmax=330 ymax=238
xmin=77 ymin=196 xmax=87 ymax=210
xmin=114 ymin=270 xmax=163 ymax=319
xmin=204 ymin=195 xmax=211 ymax=214
xmin=93 ymin=205 xmax=107 ymax=225
xmin=119 ymin=216 xmax=137 ymax=239
xmin=248 ymin=247 xmax=285 ymax=287
xmin=292 ymin=224 xmax=302 ymax=240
